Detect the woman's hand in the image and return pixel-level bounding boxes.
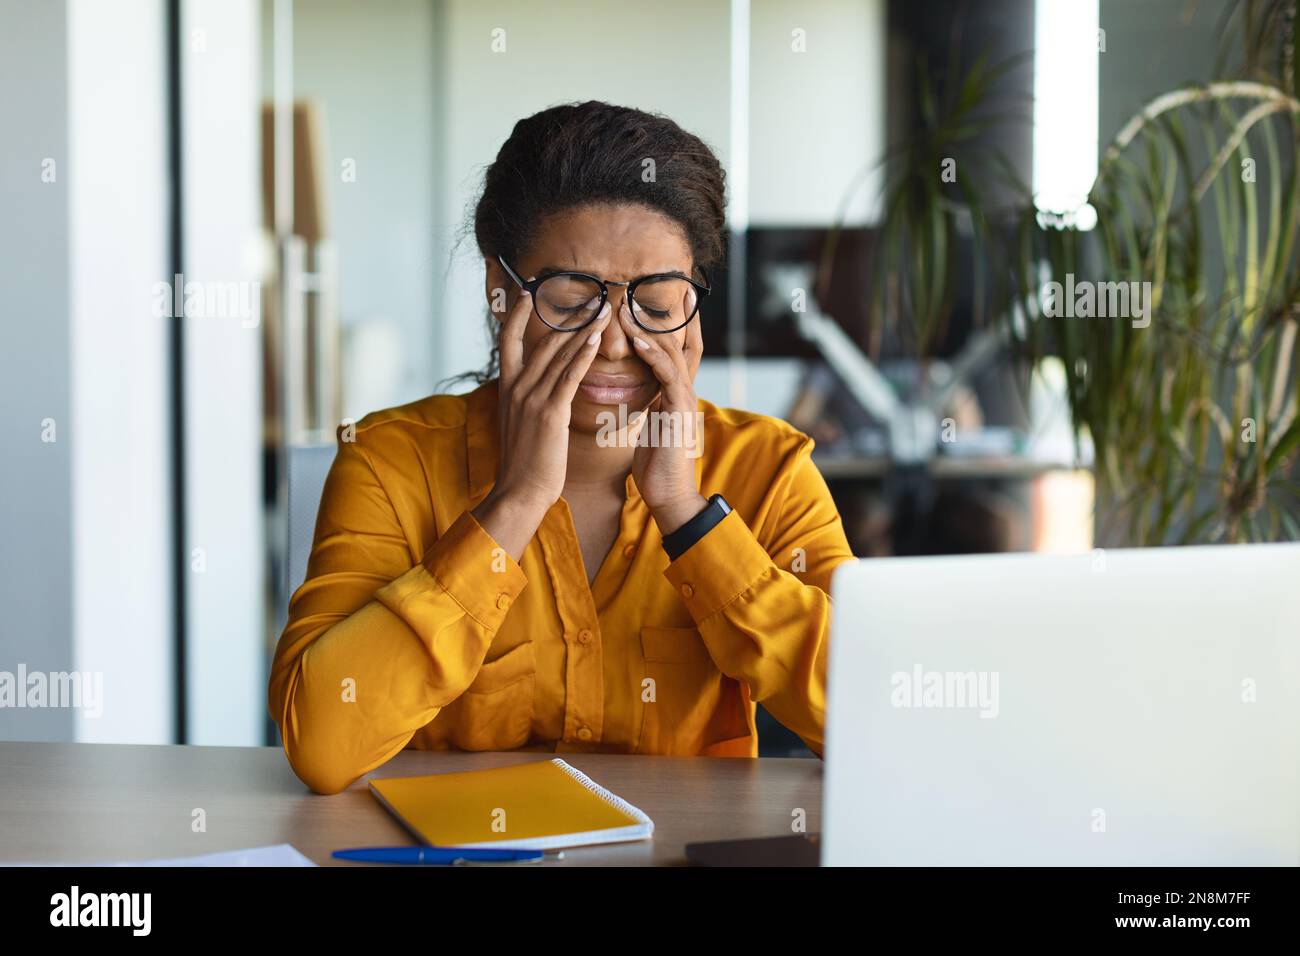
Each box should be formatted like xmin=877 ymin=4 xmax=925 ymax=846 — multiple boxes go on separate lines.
xmin=472 ymin=285 xmax=612 ymax=559
xmin=622 ymin=300 xmax=709 ymax=536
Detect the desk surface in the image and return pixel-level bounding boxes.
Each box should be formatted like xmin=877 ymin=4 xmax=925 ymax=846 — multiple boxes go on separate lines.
xmin=0 ymin=741 xmax=823 ymax=866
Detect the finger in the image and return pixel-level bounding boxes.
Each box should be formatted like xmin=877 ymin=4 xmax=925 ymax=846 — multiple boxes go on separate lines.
xmin=625 ymin=389 xmax=663 ymax=441
xmin=622 ymin=305 xmax=693 ymax=410
xmin=498 ymin=280 xmax=535 ymax=392
xmin=684 ymin=307 xmax=704 ymax=379
xmin=627 ymin=393 xmax=658 ymax=446
xmin=630 ymin=296 xmax=692 ymax=377
xmin=623 ymin=300 xmax=692 ymax=393
xmin=536 ymin=303 xmax=610 ymax=397
xmin=513 ymin=315 xmax=587 ymax=397
xmin=549 ymin=309 xmax=612 ymax=405
xmin=662 ymin=324 xmax=692 ymax=382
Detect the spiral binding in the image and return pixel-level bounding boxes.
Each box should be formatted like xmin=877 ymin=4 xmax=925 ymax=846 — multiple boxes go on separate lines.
xmin=549 ymin=758 xmax=654 ymax=829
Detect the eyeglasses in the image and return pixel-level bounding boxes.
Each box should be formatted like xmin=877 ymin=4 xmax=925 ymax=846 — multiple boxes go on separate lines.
xmin=497 ymin=254 xmax=710 ymax=334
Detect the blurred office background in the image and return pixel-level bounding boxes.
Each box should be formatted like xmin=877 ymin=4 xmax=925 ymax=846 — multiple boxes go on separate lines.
xmin=3 ymin=0 xmax=1296 ymax=753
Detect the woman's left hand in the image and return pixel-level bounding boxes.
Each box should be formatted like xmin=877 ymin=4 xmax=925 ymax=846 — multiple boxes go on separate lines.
xmin=621 ymin=301 xmax=709 ymax=536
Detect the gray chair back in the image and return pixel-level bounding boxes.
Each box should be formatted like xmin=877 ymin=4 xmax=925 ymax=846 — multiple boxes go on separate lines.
xmin=287 ymin=443 xmax=338 ymax=600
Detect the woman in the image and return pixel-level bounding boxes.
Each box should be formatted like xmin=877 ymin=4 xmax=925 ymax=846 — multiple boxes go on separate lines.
xmin=269 ymin=101 xmax=854 ymax=794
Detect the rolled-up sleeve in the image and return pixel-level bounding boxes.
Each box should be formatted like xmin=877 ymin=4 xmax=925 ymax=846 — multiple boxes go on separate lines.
xmin=268 ymin=435 xmax=527 ymax=794
xmin=663 ymin=436 xmax=852 ymax=756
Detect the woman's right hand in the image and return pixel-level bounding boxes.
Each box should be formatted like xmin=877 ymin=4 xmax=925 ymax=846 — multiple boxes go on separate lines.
xmin=470 ymin=282 xmax=611 ymax=560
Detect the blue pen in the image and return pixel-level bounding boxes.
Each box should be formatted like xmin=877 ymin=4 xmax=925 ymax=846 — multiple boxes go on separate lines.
xmin=332 ymin=845 xmax=546 ymax=865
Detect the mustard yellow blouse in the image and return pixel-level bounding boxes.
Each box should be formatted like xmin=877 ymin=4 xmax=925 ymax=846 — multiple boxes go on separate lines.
xmin=268 ymin=378 xmax=854 ymax=793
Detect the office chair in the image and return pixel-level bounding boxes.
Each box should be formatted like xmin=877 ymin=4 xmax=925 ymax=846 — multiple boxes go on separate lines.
xmin=286 ymin=443 xmax=338 ymax=600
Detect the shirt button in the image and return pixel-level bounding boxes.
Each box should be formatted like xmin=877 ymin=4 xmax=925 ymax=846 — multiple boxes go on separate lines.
xmin=496 ymin=593 xmax=511 ymax=609
xmin=577 ymin=628 xmax=593 ymax=645
xmin=577 ymin=726 xmax=593 ymax=741
xmin=622 ymin=544 xmax=636 ymax=558
xmin=680 ymin=583 xmax=694 ymax=599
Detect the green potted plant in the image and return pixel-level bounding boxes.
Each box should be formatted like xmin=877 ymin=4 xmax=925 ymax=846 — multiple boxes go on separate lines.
xmin=822 ymin=0 xmax=1300 ymax=546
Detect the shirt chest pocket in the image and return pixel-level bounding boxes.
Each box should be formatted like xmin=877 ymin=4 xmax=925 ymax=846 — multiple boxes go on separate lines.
xmin=636 ymin=626 xmax=746 ymax=755
xmin=447 ymin=640 xmax=535 ymax=752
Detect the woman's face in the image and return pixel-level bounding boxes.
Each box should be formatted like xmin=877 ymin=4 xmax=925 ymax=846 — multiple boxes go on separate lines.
xmin=485 ymin=202 xmax=699 ymax=435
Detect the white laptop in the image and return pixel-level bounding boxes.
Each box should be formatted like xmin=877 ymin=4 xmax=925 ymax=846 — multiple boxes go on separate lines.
xmin=823 ymin=543 xmax=1300 ymax=865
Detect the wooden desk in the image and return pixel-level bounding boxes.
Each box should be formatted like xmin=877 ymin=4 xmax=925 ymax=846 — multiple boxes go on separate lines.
xmin=0 ymin=741 xmax=823 ymax=866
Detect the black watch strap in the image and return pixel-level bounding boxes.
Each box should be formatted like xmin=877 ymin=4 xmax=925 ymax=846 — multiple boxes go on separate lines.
xmin=661 ymin=494 xmax=732 ymax=561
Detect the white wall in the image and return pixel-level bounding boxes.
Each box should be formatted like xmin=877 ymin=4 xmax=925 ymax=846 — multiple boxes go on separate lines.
xmin=67 ymin=0 xmax=174 ymax=744
xmin=0 ymin=0 xmax=75 ymax=742
xmin=0 ymin=0 xmax=175 ymax=744
xmin=749 ymin=0 xmax=886 ymax=226
xmin=182 ymin=0 xmax=266 ymax=746
xmin=280 ymin=0 xmax=438 ymax=411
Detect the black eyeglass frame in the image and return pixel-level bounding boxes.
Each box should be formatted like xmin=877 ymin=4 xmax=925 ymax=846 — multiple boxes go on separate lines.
xmin=497 ymin=254 xmax=711 ymax=334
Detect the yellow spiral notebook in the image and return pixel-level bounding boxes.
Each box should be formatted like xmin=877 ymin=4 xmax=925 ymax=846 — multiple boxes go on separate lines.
xmin=369 ymin=758 xmax=654 ymax=850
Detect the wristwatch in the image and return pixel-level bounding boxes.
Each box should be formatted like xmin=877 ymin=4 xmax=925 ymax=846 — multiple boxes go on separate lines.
xmin=661 ymin=494 xmax=732 ymax=561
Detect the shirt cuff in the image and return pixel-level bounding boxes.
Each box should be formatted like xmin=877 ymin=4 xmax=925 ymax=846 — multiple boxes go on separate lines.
xmin=377 ymin=509 xmax=528 ymax=632
xmin=662 ymin=508 xmax=773 ymax=624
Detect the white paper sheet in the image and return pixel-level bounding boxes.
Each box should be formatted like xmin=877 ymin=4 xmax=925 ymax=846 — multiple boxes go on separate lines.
xmin=6 ymin=843 xmax=318 ymax=867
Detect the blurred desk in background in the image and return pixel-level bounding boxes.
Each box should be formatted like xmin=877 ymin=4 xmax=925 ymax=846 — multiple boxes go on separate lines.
xmin=813 ymin=454 xmax=1085 ymax=481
